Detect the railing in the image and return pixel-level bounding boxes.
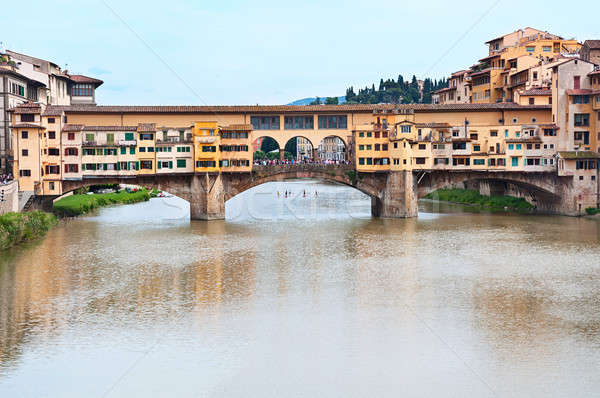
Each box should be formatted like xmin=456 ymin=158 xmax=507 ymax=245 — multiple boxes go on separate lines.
xmin=156 ymin=137 xmax=193 ymax=144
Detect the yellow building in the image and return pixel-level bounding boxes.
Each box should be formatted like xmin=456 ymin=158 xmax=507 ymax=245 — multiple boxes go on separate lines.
xmin=219 ymin=124 xmax=252 ymax=172
xmin=136 ymin=123 xmax=156 ymax=174
xmin=193 ymin=121 xmax=220 ymax=173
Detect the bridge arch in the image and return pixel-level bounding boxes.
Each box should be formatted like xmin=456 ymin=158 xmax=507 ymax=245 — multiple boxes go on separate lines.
xmin=416 ymin=171 xmax=562 ymax=212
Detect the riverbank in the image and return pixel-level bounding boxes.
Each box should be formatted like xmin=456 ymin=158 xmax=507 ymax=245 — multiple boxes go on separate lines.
xmin=0 ymin=211 xmax=57 ymax=251
xmin=424 ymin=188 xmax=535 ymax=212
xmin=53 ymin=189 xmax=151 ymax=217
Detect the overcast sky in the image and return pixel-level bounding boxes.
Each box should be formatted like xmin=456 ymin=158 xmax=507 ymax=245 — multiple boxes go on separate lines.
xmin=2 ymin=0 xmax=597 ymax=105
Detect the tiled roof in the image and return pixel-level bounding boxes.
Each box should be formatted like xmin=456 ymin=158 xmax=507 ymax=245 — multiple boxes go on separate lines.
xmin=538 ymin=123 xmax=559 ymax=129
xmin=222 ymin=124 xmax=253 ymax=131
xmin=62 ymin=124 xmax=85 ymax=132
xmin=520 ymin=88 xmax=552 ymax=96
xmin=10 ymin=101 xmax=41 ymax=114
xmin=42 ymin=107 xmax=64 ymax=116
xmin=67 ymin=74 xmax=103 ymax=86
xmin=43 ymin=103 xmax=551 ymax=115
xmin=588 ymin=70 xmax=600 ymax=76
xmin=11 ymin=123 xmax=45 ymax=129
xmin=469 ymin=68 xmax=492 ymax=78
xmin=414 ymin=122 xmax=452 ymax=128
xmin=137 ymin=123 xmax=156 ymax=132
xmin=433 ymin=86 xmax=456 ymax=94
xmin=558 ymin=151 xmax=600 ymax=159
xmin=83 ymin=126 xmax=138 ymax=131
xmin=584 ymin=40 xmax=600 ymax=49
xmin=565 ymin=89 xmax=600 ymax=95
xmin=451 ymin=70 xmax=469 ymax=77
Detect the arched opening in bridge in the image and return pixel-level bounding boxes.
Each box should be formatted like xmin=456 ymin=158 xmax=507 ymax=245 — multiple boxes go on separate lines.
xmin=284 ymin=136 xmax=314 ymax=161
xmin=316 ymin=135 xmax=347 ymax=163
xmin=253 ymin=136 xmax=287 ymax=162
xmin=225 ymin=178 xmax=372 ymax=222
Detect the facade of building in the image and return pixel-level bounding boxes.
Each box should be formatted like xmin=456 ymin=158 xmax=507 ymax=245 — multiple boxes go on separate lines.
xmin=0 ymin=50 xmax=102 ymax=173
xmin=581 ymin=40 xmax=600 ymax=65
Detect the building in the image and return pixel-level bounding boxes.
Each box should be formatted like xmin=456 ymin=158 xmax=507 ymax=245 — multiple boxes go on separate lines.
xmin=581 ymin=40 xmax=600 ymax=65
xmin=0 ymin=50 xmax=102 ymax=173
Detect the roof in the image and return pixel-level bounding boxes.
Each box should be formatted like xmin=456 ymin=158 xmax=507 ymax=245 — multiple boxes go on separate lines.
xmin=137 ymin=123 xmax=156 ymax=132
xmin=520 ymin=88 xmax=552 ymax=96
xmin=414 ymin=122 xmax=452 ymax=129
xmin=583 ymin=40 xmax=600 ymax=49
xmin=451 ymin=70 xmax=469 ymax=77
xmin=222 ymin=124 xmax=253 ymax=131
xmin=469 ymin=68 xmax=492 ymax=78
xmin=538 ymin=123 xmax=559 ymax=129
xmin=67 ymin=74 xmax=103 ymax=86
xmin=11 ymin=123 xmax=45 ymax=129
xmin=433 ymin=86 xmax=456 ymax=94
xmin=479 ymin=54 xmax=500 ymax=62
xmin=558 ymin=151 xmax=600 ymax=159
xmin=62 ymin=124 xmax=85 ymax=132
xmin=565 ymin=89 xmax=600 ymax=96
xmin=10 ymin=101 xmax=41 ymax=114
xmin=43 ymin=103 xmax=552 ymax=115
xmin=42 ymin=107 xmax=64 ymax=116
xmin=588 ymin=70 xmax=600 ymax=76
xmin=0 ymin=66 xmax=47 ymax=86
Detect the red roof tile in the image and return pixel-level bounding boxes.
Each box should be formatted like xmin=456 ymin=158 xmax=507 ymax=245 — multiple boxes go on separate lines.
xmin=11 ymin=123 xmax=45 ymax=129
xmin=584 ymin=40 xmax=600 ymax=49
xmin=565 ymin=89 xmax=600 ymax=95
xmin=62 ymin=124 xmax=85 ymax=132
xmin=520 ymin=88 xmax=552 ymax=96
xmin=10 ymin=101 xmax=41 ymax=114
xmin=67 ymin=74 xmax=103 ymax=86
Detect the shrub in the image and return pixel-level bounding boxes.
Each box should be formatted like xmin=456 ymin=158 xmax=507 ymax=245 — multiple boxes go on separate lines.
xmin=0 ymin=211 xmax=57 ymax=251
xmin=53 ymin=189 xmax=151 ymax=217
xmin=425 ymin=188 xmax=534 ymax=212
xmin=585 ymin=207 xmax=600 ymax=215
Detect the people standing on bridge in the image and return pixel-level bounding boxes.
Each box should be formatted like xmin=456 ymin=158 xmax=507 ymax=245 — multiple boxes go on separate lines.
xmin=303 ymin=189 xmax=306 ymax=198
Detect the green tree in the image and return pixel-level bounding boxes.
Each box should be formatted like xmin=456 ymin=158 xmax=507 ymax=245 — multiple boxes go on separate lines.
xmin=324 ymin=97 xmax=339 ymax=105
xmin=309 ymin=97 xmax=321 ymax=105
xmin=260 ymin=137 xmax=279 ymax=153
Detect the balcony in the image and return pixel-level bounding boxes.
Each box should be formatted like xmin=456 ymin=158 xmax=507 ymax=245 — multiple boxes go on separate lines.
xmin=119 ymin=140 xmax=137 ymax=146
xmin=156 ymin=136 xmax=193 ymax=144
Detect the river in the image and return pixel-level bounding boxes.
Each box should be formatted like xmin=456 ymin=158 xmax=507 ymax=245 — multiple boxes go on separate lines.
xmin=1 ymin=180 xmax=599 ymax=397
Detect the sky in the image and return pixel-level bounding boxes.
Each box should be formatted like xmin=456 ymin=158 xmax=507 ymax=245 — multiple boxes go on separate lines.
xmin=2 ymin=0 xmax=597 ymax=105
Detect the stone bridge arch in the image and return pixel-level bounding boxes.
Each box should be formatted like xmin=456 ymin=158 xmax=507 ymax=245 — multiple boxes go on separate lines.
xmin=416 ymin=170 xmax=566 ymax=212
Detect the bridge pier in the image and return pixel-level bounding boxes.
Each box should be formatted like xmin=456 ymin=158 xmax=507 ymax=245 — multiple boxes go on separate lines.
xmin=190 ymin=173 xmax=225 ymax=220
xmin=371 ymin=170 xmax=418 ymax=218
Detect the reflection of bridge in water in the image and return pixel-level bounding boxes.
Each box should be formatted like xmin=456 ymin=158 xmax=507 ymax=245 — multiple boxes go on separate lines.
xmin=50 ymin=163 xmax=581 ymax=219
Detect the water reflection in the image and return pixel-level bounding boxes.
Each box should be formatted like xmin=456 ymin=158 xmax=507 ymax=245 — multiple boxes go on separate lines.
xmin=0 ymin=181 xmax=599 ymax=397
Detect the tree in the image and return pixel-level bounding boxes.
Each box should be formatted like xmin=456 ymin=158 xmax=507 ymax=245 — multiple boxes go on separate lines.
xmin=284 ymin=138 xmax=297 ymax=156
xmin=260 ymin=137 xmax=279 ymax=153
xmin=325 ymin=97 xmax=339 ymax=105
xmin=309 ymin=97 xmax=321 ymax=105
xmin=345 ymin=86 xmax=356 ymax=103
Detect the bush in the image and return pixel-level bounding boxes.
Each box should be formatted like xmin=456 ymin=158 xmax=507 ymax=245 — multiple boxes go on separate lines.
xmin=425 ymin=188 xmax=534 ymax=212
xmin=0 ymin=211 xmax=57 ymax=251
xmin=585 ymin=207 xmax=600 ymax=215
xmin=53 ymin=189 xmax=151 ymax=217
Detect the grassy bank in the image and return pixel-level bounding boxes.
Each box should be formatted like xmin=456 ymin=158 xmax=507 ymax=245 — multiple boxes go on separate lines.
xmin=425 ymin=188 xmax=535 ymax=212
xmin=53 ymin=189 xmax=151 ymax=217
xmin=586 ymin=207 xmax=600 ymax=216
xmin=0 ymin=211 xmax=58 ymax=251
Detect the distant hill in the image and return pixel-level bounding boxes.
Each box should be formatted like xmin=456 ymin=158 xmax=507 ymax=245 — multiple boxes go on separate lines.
xmin=287 ymin=96 xmax=346 ymax=106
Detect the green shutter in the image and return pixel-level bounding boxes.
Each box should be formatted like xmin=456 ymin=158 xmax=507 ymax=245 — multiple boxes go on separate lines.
xmin=116 ymin=162 xmax=121 ymax=171
xmin=169 ymin=161 xmax=173 ymax=169
xmin=82 ymin=164 xmax=86 ymax=171
xmin=168 ymin=147 xmax=172 ymax=152
xmin=121 ymin=147 xmax=126 ymax=154
xmin=103 ymin=163 xmax=107 ymax=170
xmin=158 ymin=161 xmax=161 ymax=169
xmin=125 ymin=132 xmax=133 ymax=140
xmin=130 ymin=147 xmax=135 ymax=154
xmin=135 ymin=162 xmax=139 ymax=170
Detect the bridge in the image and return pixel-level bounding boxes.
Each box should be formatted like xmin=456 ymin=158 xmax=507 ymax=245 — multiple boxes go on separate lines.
xmin=49 ymin=164 xmax=579 ymax=219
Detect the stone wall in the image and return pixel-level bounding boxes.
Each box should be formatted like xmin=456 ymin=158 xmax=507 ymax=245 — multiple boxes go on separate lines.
xmin=0 ymin=181 xmax=19 ymax=214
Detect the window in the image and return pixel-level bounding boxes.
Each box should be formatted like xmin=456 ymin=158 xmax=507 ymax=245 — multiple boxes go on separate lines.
xmin=47 ymin=131 xmax=56 ymax=139
xmin=544 ymin=129 xmax=556 ymax=136
xmin=511 ymin=157 xmax=519 ymax=167
xmin=140 ymin=133 xmax=154 ymax=140
xmin=490 ymin=130 xmax=498 ymax=137
xmin=573 ymin=95 xmax=589 ymax=104
xmin=504 ymin=130 xmax=508 ymax=138
xmin=473 ymin=159 xmax=485 ymax=165
xmin=65 ymin=147 xmax=78 ymax=156
xmin=574 ymin=113 xmax=589 ymax=127
xmin=45 ymin=165 xmax=60 ymax=174
xmin=21 ymin=114 xmax=34 ymax=122
xmin=529 ymin=97 xmax=535 ymax=105
xmin=366 ymin=158 xmax=372 ymax=165
xmin=375 ymin=144 xmax=380 ymax=151
xmin=139 ymin=147 xmax=146 ymax=152
xmin=526 ymin=46 xmax=535 ymax=53
xmin=10 ymin=82 xmax=25 ymax=96
xmin=48 ymin=148 xmax=59 ymax=156
xmin=508 ymin=144 xmax=514 ymax=150
xmin=359 ymin=158 xmax=365 ymax=165
xmin=196 ymin=160 xmax=216 ymax=168
xmin=125 ymin=132 xmax=134 ymax=141
xmin=400 ymin=125 xmax=411 ymax=133
xmin=68 ymin=133 xmax=75 ymax=140
xmin=284 ymin=116 xmax=314 ymax=129
xmin=121 ymin=147 xmax=126 ymax=154
xmin=140 ymin=160 xmax=153 ymax=169
xmin=106 ymin=133 xmax=114 ymax=143
xmin=147 ymin=147 xmax=154 ymax=152
xmin=452 ymin=142 xmax=466 ymax=150
xmin=72 ymin=84 xmax=93 ymax=96
xmin=85 ymin=133 xmax=94 ymax=142
xmin=542 ymin=46 xmax=551 ymax=52
xmin=176 ymin=159 xmax=187 ymax=168
xmin=64 ymin=164 xmax=78 ymax=173
xmin=382 ymin=144 xmax=388 ymax=151
xmin=359 ymin=145 xmax=364 ymax=150
xmin=251 ymin=116 xmax=280 ymax=130
xmin=19 ymin=170 xmax=31 ymax=177
xmin=526 ymin=158 xmax=541 ymax=166
xmin=202 ymin=146 xmax=217 ymax=152
xmin=318 ymin=115 xmax=347 ymax=129
xmin=130 ymin=147 xmax=135 ymax=154
xmin=359 ymin=132 xmax=364 ymax=137
xmin=393 ymin=142 xmax=398 ymax=149
xmin=516 ymin=144 xmax=522 ymax=150
xmin=418 ymin=144 xmax=426 ymax=150
xmin=22 ymin=149 xmax=28 ymax=156
xmin=415 ymin=158 xmax=426 ymax=165
xmin=21 ymin=131 xmax=28 ymax=139
xmin=473 ymin=145 xmax=480 ymax=151
xmin=47 ymin=118 xmax=55 ymax=124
